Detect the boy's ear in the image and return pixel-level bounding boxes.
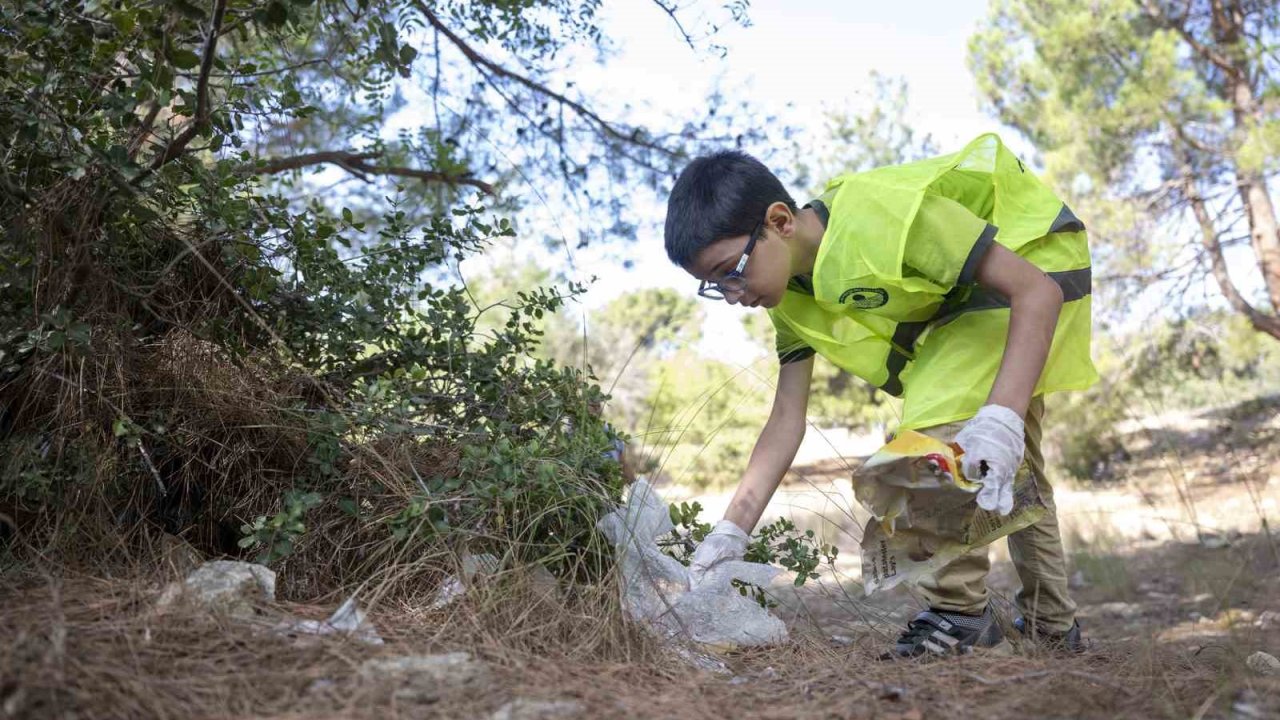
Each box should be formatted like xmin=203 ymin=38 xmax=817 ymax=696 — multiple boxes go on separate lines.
xmin=765 ymin=201 xmax=796 ymax=238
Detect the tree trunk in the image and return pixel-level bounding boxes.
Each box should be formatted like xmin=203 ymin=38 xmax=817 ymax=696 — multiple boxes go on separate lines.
xmin=1181 ymin=165 xmax=1280 ymax=340
xmin=1212 ymin=0 xmax=1280 ymax=313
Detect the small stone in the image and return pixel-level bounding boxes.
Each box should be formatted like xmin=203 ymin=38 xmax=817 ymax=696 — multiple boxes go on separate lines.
xmin=873 ymin=684 xmax=907 ymax=701
xmin=1097 ymin=602 xmax=1143 ymax=620
xmin=1198 ymin=530 xmax=1230 ymax=548
xmin=830 ymin=634 xmax=854 ymax=647
xmin=490 ymin=698 xmax=584 ymax=720
xmin=1069 ymin=570 xmax=1089 ymax=589
xmin=1256 ymin=610 xmax=1279 ymax=629
xmin=359 ymin=652 xmax=488 ymax=702
xmin=728 ymin=676 xmax=750 ymax=686
xmin=1245 ymin=651 xmax=1280 ymax=676
xmin=1190 ymin=593 xmax=1215 ymax=604
xmin=157 ymin=560 xmax=276 ymax=618
xmin=757 ymin=666 xmax=779 ymax=680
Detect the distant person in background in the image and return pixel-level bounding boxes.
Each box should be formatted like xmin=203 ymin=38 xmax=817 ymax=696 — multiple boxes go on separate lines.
xmin=661 ymin=135 xmax=1098 ymax=657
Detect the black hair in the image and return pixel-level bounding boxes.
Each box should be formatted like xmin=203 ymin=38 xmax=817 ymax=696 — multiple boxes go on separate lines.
xmin=663 ymin=150 xmax=796 ymax=267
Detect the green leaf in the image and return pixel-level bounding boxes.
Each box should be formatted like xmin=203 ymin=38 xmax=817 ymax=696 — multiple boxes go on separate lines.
xmin=170 ymin=49 xmax=201 ymax=70
xmin=111 ymin=12 xmax=136 ymax=34
xmin=264 ymin=1 xmax=289 ymax=27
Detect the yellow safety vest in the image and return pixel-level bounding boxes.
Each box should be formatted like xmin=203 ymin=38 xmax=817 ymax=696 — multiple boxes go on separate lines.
xmin=768 ymin=134 xmax=1098 ymax=430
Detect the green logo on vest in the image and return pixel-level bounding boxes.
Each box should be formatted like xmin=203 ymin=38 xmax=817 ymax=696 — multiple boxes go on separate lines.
xmin=839 ymin=287 xmax=888 ymax=309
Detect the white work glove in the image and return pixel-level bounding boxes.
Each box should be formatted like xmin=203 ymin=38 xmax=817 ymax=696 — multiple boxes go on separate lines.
xmin=953 ymin=404 xmax=1025 ymax=516
xmin=689 ymin=519 xmax=749 ymax=589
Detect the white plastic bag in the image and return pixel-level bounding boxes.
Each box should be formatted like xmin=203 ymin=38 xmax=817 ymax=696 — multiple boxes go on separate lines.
xmin=596 ymin=479 xmax=788 ymax=649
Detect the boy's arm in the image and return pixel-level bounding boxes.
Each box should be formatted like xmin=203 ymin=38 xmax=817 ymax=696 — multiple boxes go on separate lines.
xmin=953 ymin=242 xmax=1063 ymax=514
xmin=973 ymin=243 xmax=1065 ymax=416
xmin=723 ymin=354 xmax=814 ymax=531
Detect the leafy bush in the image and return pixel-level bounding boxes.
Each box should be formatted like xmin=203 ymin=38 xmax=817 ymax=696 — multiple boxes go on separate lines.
xmin=0 ymin=0 xmax=633 ymax=594
xmin=661 ymin=500 xmax=838 ymax=607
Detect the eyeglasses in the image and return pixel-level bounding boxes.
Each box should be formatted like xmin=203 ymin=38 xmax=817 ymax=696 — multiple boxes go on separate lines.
xmin=697 ymin=221 xmax=762 ymax=300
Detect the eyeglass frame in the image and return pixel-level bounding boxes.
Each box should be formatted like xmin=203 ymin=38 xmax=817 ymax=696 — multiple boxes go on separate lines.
xmin=696 ymin=220 xmax=763 ymax=300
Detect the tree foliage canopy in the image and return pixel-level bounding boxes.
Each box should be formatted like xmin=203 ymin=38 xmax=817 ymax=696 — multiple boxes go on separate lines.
xmin=970 ymin=0 xmax=1280 ymax=339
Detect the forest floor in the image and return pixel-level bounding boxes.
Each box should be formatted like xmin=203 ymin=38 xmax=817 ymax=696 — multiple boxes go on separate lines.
xmin=2 ymin=396 xmax=1278 ymax=719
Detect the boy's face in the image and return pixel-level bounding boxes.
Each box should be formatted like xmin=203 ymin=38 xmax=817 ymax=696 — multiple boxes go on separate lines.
xmin=685 ymin=219 xmax=794 ymax=309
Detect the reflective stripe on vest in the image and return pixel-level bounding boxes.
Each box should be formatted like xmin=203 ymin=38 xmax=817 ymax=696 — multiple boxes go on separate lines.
xmin=877 ymin=257 xmax=1092 ymax=396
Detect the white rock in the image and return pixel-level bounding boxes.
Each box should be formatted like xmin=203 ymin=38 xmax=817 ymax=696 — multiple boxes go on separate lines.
xmin=359 ymin=652 xmax=487 ymax=702
xmin=490 ymin=699 xmax=584 ymax=720
xmin=1245 ymin=651 xmax=1280 ymax=676
xmin=157 ymin=560 xmax=275 ymax=617
xmin=1255 ymin=610 xmax=1279 ymax=629
xmin=1097 ymin=602 xmax=1143 ymax=620
xmin=1068 ymin=570 xmax=1088 ymax=589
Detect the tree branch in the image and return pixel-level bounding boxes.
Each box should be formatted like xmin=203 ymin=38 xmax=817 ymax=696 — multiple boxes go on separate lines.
xmin=1179 ymin=158 xmax=1280 ymax=338
xmin=148 ymin=0 xmax=229 ymax=170
xmin=248 ymin=150 xmax=495 ymax=194
xmin=415 ymin=1 xmax=677 ymax=159
xmin=1139 ymin=0 xmax=1242 ymax=78
xmin=650 ymin=0 xmax=699 ymax=51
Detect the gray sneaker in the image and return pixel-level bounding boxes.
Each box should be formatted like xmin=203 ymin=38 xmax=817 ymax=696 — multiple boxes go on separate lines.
xmin=1013 ymin=616 xmax=1086 ymax=653
xmin=885 ymin=606 xmax=1004 ymax=658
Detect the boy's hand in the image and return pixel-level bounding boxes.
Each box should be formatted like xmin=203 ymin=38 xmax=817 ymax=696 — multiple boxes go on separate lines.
xmin=954 ymin=405 xmax=1025 ymax=516
xmin=689 ymin=519 xmax=749 ymax=589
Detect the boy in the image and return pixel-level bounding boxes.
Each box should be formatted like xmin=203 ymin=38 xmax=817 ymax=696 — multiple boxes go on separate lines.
xmin=662 ymin=135 xmax=1097 ymax=657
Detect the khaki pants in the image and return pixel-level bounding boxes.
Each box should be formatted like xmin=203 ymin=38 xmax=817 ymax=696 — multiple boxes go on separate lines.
xmin=913 ymin=398 xmax=1077 ymax=632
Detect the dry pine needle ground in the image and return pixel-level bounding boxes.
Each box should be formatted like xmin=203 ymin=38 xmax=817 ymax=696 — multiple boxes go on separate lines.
xmin=1 ymin=554 xmax=1277 ymax=720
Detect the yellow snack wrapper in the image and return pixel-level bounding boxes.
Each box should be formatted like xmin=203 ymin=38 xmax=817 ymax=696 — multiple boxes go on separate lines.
xmin=853 ymin=430 xmax=1047 ymax=595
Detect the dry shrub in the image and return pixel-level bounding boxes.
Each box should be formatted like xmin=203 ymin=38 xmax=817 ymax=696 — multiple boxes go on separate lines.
xmin=3 ymin=327 xmax=312 ymax=559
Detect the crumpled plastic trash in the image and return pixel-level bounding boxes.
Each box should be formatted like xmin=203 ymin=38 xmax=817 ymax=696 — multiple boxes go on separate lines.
xmin=596 ymin=478 xmax=788 ymax=649
xmin=853 ymin=430 xmax=980 ymax=535
xmin=428 ymin=552 xmax=501 ymax=610
xmin=853 ymin=430 xmax=1046 ymax=595
xmin=274 ymin=596 xmax=384 ymax=645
